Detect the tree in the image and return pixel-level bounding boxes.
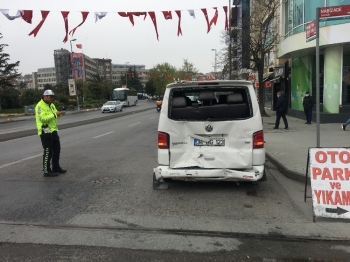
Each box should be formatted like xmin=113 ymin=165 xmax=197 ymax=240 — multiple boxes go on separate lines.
xmin=176 ymin=59 xmax=198 ymax=80
xmin=0 ymin=33 xmax=20 ymax=89
xmin=148 ymin=62 xmax=176 ymax=96
xmin=145 ymin=79 xmax=156 ymax=97
xmin=127 ymin=66 xmax=143 ymax=92
xmin=248 ymin=0 xmax=280 ymax=116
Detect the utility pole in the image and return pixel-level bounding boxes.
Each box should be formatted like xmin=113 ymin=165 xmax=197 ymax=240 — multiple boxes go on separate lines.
xmin=70 ymin=38 xmax=80 ymax=111
xmin=125 ymin=62 xmax=129 ymax=87
xmin=211 ymin=49 xmax=217 ymax=79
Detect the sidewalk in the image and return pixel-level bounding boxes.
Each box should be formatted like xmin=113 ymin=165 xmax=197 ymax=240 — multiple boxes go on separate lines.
xmin=263 ymin=108 xmax=349 ymax=182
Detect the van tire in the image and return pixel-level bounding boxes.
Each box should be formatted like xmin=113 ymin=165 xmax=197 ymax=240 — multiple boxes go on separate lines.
xmin=259 ymin=170 xmax=267 ymax=182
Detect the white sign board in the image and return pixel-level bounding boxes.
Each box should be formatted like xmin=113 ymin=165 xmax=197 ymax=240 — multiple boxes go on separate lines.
xmin=309 ymin=148 xmax=350 ymax=219
xmin=68 ymin=79 xmax=76 ymax=96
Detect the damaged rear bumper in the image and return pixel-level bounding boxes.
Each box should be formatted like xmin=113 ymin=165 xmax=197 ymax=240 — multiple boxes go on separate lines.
xmin=153 ymin=165 xmax=265 ymax=182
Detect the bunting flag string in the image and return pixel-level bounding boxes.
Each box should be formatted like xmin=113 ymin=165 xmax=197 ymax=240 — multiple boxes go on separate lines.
xmin=69 ymin=11 xmax=89 ymax=36
xmin=61 ymin=11 xmax=69 ymax=43
xmin=1 ymin=6 xmax=228 ymax=41
xmin=28 ymin=10 xmax=50 ymax=37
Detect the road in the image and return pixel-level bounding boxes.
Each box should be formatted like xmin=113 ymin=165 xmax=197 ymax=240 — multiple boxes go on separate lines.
xmin=0 ymin=101 xmax=350 ymax=261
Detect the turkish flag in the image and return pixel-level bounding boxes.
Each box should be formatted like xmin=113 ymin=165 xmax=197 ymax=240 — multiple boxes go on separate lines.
xmin=76 ymin=44 xmax=82 ymax=49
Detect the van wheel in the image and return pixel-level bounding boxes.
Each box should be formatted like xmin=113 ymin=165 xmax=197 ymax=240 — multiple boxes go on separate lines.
xmin=259 ymin=170 xmax=267 ymax=182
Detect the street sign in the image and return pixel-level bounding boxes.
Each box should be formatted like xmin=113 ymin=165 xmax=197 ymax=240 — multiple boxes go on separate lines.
xmin=308 ymin=148 xmax=350 ymax=220
xmin=306 ymin=20 xmax=316 ymax=42
xmin=319 ymin=5 xmax=350 ymax=21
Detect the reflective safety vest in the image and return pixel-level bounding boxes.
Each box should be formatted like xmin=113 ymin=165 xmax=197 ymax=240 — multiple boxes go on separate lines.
xmin=35 ymin=99 xmax=61 ymax=135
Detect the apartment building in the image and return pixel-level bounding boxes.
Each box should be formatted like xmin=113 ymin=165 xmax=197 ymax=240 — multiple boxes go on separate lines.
xmin=112 ymin=64 xmax=148 ymax=87
xmin=94 ymin=58 xmax=112 ymax=82
xmin=35 ymin=67 xmax=56 ymax=90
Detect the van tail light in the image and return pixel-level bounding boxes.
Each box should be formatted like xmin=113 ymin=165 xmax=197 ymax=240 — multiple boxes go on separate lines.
xmin=158 ymin=132 xmax=169 ymax=149
xmin=253 ymin=130 xmax=264 ymax=149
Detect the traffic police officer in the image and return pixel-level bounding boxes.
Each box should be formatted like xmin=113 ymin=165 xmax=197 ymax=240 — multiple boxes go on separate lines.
xmin=35 ymin=89 xmax=66 ymax=177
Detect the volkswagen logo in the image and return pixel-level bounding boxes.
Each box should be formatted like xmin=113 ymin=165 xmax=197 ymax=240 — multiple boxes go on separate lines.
xmin=205 ymin=124 xmax=213 ymax=132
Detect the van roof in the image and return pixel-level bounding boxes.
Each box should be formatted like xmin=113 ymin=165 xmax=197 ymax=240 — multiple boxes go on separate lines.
xmin=166 ymin=80 xmax=253 ymax=89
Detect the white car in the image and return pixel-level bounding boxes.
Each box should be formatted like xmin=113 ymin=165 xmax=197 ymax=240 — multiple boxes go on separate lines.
xmin=153 ymin=80 xmax=266 ymax=188
xmin=101 ymin=101 xmax=123 ymax=113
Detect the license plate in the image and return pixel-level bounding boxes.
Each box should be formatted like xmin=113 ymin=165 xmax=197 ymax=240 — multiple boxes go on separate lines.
xmin=194 ymin=138 xmax=225 ymax=146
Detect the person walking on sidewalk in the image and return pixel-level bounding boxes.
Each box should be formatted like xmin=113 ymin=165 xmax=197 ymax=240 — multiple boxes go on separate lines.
xmin=303 ymin=91 xmax=314 ymax=124
xmin=274 ymin=91 xmax=289 ymax=130
xmin=341 ymin=118 xmax=350 ymax=131
xmin=35 ymin=89 xmax=67 ymax=177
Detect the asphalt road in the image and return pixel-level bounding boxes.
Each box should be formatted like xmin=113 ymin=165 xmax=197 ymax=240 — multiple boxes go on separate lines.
xmin=0 ymin=101 xmax=350 ymax=261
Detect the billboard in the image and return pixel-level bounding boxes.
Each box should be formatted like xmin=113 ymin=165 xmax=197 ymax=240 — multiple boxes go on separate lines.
xmin=70 ymin=53 xmax=84 ymax=80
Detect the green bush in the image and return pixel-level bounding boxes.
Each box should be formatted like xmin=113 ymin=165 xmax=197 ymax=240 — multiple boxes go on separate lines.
xmin=0 ymin=108 xmax=24 ymax=114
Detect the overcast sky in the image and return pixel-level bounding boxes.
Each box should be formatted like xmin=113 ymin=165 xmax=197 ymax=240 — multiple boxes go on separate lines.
xmin=1 ymin=0 xmax=229 ymax=75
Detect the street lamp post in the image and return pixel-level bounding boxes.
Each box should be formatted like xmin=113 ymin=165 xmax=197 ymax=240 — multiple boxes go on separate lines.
xmin=125 ymin=62 xmax=129 ymax=87
xmin=69 ymin=38 xmax=80 ymax=111
xmin=211 ymin=49 xmax=217 ymax=79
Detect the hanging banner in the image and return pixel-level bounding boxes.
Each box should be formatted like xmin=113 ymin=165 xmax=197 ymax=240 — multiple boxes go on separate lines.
xmin=68 ymin=79 xmax=76 ymax=96
xmin=309 ymin=148 xmax=350 ymax=219
xmin=71 ymin=53 xmax=84 ymax=80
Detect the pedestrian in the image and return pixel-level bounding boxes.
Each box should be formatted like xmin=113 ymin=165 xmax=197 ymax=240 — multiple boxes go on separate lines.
xmin=341 ymin=118 xmax=350 ymax=131
xmin=303 ymin=91 xmax=314 ymax=124
xmin=35 ymin=89 xmax=67 ymax=177
xmin=274 ymin=91 xmax=289 ymax=130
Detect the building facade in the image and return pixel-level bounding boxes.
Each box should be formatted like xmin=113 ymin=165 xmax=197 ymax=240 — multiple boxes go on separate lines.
xmin=277 ymin=0 xmax=350 ymax=119
xmin=35 ymin=67 xmax=56 ymax=90
xmin=94 ymin=58 xmax=112 ymax=82
xmin=112 ymin=64 xmax=148 ymax=88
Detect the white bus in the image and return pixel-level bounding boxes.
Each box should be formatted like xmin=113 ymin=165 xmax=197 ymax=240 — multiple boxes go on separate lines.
xmin=112 ymin=87 xmax=138 ymax=107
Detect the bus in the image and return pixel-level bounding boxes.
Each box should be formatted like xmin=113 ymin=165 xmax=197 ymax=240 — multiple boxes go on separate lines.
xmin=112 ymin=87 xmax=138 ymax=107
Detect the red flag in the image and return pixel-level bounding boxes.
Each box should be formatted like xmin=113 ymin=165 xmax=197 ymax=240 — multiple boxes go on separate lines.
xmin=175 ymin=10 xmax=182 ymax=36
xmin=61 ymin=11 xmax=69 ymax=43
xmin=162 ymin=11 xmax=172 ymax=20
xmin=148 ymin=12 xmax=159 ymax=41
xmin=118 ymin=12 xmax=147 ymax=26
xmin=76 ymin=44 xmax=82 ymax=49
xmin=29 ymin=10 xmax=50 ymax=37
xmin=201 ymin=9 xmax=210 ymax=33
xmin=209 ymin=8 xmax=218 ymax=29
xmin=69 ymin=12 xmax=89 ymax=36
xmin=21 ymin=10 xmax=32 ymax=24
xmin=223 ymin=6 xmax=228 ymax=30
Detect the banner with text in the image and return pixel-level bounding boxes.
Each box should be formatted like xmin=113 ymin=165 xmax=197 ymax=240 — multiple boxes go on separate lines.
xmin=309 ymin=148 xmax=350 ymax=219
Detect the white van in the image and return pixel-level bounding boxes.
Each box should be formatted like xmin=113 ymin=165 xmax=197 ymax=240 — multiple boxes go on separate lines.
xmin=153 ymin=80 xmax=266 ymax=187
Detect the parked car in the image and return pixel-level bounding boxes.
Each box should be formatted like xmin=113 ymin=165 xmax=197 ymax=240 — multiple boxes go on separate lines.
xmin=101 ymin=101 xmax=123 ymax=113
xmin=153 ymin=80 xmax=266 ymax=186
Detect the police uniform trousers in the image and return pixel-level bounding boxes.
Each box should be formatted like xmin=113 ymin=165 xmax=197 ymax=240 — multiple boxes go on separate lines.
xmin=40 ymin=131 xmax=61 ymax=172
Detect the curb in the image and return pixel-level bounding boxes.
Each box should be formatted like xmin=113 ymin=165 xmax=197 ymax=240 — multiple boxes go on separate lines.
xmin=266 ymin=152 xmax=309 ymax=184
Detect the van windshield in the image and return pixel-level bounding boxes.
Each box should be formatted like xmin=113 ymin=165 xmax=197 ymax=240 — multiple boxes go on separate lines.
xmin=169 ymin=87 xmax=252 ymax=121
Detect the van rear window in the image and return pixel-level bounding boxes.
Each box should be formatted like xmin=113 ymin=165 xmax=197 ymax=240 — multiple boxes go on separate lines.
xmin=169 ymin=87 xmax=252 ymax=121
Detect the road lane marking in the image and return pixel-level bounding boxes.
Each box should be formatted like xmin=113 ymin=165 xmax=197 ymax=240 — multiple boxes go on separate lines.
xmin=0 ymin=153 xmax=42 ymax=169
xmin=93 ymin=131 xmax=114 ymax=138
xmin=127 ymin=122 xmax=141 ymax=127
xmin=149 ymin=116 xmax=157 ymax=119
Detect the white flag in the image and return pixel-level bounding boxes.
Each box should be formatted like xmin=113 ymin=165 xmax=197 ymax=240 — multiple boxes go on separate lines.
xmin=94 ymin=12 xmax=108 ymax=23
xmin=188 ymin=9 xmax=195 ymax=19
xmin=0 ymin=9 xmax=22 ymax=20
